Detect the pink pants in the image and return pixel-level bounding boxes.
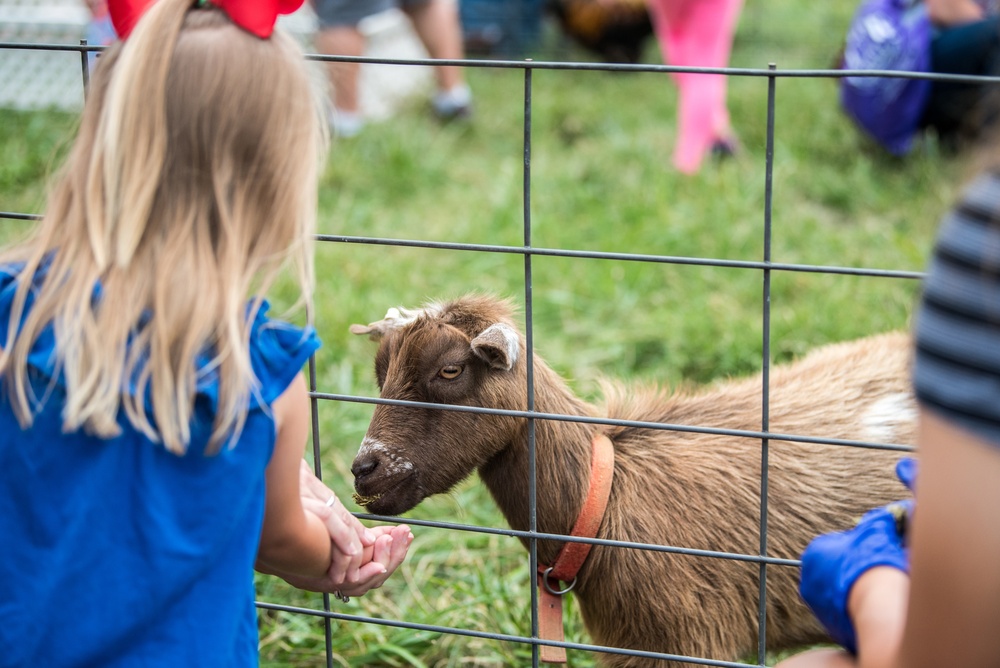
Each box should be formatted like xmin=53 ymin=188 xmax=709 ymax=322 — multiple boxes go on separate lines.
xmin=646 ymin=0 xmax=744 ymax=173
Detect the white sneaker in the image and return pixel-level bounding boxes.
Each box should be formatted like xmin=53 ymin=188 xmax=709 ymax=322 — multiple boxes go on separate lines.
xmin=330 ymin=109 xmax=365 ymax=139
xmin=432 ymin=84 xmax=473 ymax=120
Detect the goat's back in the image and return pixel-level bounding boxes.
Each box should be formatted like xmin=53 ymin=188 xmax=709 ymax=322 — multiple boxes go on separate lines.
xmin=578 ymin=332 xmax=914 ymax=665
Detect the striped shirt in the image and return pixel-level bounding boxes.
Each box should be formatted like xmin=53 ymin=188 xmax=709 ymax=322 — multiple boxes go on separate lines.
xmin=913 ymin=169 xmax=1000 ymax=448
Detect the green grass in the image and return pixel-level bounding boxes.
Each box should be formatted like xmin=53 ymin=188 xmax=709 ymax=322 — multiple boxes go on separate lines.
xmin=0 ymin=2 xmax=976 ymax=665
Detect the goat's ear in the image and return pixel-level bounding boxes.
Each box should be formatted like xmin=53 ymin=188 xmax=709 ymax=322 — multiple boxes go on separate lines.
xmin=349 ymin=306 xmax=424 ymax=341
xmin=470 ymin=323 xmax=519 ymax=371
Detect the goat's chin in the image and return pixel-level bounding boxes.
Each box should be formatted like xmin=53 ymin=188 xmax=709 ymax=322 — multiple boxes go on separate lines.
xmin=353 ymin=475 xmax=425 ymax=516
xmin=363 ymin=494 xmax=422 ymax=516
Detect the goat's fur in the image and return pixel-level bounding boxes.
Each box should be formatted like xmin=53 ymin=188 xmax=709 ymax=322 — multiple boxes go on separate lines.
xmin=349 ymin=295 xmax=916 ymax=667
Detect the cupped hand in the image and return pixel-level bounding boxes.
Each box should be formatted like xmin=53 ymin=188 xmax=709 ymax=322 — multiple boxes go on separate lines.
xmin=299 ymin=460 xmax=375 ymax=557
xmin=275 ymin=514 xmax=413 ymax=596
xmin=274 ymin=460 xmax=414 ymax=596
xmin=335 ymin=523 xmax=414 ymax=597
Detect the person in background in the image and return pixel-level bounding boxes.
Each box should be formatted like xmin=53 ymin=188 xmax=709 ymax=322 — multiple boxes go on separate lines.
xmin=0 ymin=0 xmax=411 ymax=665
xmin=841 ymin=0 xmax=1000 ymax=155
xmin=83 ymin=0 xmax=116 ymax=67
xmin=921 ymin=0 xmax=1000 ymax=146
xmin=312 ymin=0 xmax=472 ymax=138
xmin=645 ymin=0 xmax=744 ymax=174
xmin=774 ymin=163 xmax=1000 ymax=667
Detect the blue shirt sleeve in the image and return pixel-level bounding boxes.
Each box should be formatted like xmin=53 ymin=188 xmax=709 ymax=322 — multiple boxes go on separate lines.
xmin=1 ymin=268 xmax=321 ymax=415
xmin=246 ymin=301 xmax=322 ymax=408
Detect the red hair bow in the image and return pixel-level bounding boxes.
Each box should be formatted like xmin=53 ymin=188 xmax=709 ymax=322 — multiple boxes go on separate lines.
xmin=109 ymin=0 xmax=306 ymax=40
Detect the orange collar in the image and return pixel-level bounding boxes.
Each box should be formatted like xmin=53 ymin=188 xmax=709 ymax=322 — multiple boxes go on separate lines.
xmin=536 ymin=432 xmax=615 ymax=663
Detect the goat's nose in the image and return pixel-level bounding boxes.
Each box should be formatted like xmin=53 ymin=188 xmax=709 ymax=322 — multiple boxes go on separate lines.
xmin=352 ymin=455 xmax=379 ymax=480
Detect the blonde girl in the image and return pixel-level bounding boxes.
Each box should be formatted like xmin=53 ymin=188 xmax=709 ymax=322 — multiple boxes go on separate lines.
xmin=0 ymin=0 xmax=410 ymax=665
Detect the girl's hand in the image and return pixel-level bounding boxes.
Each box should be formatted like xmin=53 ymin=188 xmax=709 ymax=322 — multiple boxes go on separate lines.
xmin=335 ymin=523 xmax=414 ymax=597
xmin=273 ymin=515 xmax=413 ymax=597
xmin=272 ymin=460 xmax=413 ymax=596
xmin=298 ymin=460 xmax=375 ymax=558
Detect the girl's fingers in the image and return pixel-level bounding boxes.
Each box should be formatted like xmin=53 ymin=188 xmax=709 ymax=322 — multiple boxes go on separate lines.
xmin=326 ymin=493 xmax=376 ymax=547
xmin=370 ymin=534 xmax=393 ymax=576
xmin=388 ymin=525 xmax=414 ymax=570
xmin=339 ymin=536 xmax=392 ymax=595
xmin=298 ymin=460 xmax=327 ymax=501
xmin=328 ymin=535 xmax=368 ymax=586
xmin=302 ymin=496 xmax=366 ymax=558
xmin=332 ymin=526 xmax=415 ymax=596
xmin=298 ymin=460 xmax=377 ymax=547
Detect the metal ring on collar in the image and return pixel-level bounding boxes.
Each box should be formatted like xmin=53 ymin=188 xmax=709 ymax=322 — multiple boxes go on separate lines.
xmin=540 ymin=566 xmax=577 ymax=596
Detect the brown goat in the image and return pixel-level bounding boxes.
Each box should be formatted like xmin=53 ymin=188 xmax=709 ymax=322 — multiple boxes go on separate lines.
xmin=349 ymin=295 xmax=916 ymax=667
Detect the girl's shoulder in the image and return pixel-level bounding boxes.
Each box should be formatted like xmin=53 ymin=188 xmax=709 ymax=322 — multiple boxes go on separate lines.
xmin=243 ymin=301 xmax=321 ymax=409
xmin=0 ymin=264 xmax=321 ymax=412
xmin=0 ymin=262 xmax=57 ymax=378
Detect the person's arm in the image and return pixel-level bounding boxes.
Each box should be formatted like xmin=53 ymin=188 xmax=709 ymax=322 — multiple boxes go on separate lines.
xmin=777 ymin=409 xmax=1000 ymax=668
xmin=775 ymin=566 xmax=908 ymax=668
xmin=893 ymin=409 xmax=1000 ymax=667
xmin=925 ymin=0 xmax=986 ymax=26
xmin=845 ymin=567 xmax=908 ymax=667
xmin=255 ymin=373 xmax=343 ymax=578
xmin=258 ymin=460 xmax=414 ymax=595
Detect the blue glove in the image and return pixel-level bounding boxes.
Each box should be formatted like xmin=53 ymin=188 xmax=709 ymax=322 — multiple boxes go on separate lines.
xmin=895 ymin=456 xmax=917 ymax=492
xmin=798 ymin=457 xmax=916 ymax=655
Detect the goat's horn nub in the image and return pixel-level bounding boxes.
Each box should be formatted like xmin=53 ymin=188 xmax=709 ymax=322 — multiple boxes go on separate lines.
xmin=348 ymin=322 xmax=380 ymax=339
xmin=349 ymin=306 xmax=421 ymax=341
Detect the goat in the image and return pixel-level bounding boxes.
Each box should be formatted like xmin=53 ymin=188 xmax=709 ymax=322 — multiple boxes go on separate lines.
xmin=349 ymin=294 xmax=916 ymax=667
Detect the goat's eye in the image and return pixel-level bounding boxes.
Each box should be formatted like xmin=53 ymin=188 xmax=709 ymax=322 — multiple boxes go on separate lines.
xmin=439 ymin=365 xmax=463 ymax=380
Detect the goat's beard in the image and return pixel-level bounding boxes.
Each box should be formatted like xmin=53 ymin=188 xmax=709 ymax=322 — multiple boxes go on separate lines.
xmin=352 ymin=492 xmax=382 ymax=506
xmin=351 ymin=474 xmax=426 ymax=515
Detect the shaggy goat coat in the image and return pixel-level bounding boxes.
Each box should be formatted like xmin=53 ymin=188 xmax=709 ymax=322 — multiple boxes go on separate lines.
xmin=349 ymin=295 xmax=916 ymax=668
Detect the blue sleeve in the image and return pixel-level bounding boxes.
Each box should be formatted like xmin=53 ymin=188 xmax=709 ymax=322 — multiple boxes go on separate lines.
xmin=0 ymin=263 xmax=59 ymax=382
xmin=0 ymin=264 xmax=22 ymax=343
xmin=247 ymin=301 xmax=322 ymax=408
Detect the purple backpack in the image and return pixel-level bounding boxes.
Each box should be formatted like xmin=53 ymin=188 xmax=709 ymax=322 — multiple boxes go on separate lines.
xmin=840 ymin=0 xmax=932 ymax=155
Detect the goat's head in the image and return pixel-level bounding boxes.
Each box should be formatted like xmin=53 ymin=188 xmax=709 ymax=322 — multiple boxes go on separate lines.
xmin=349 ymin=296 xmax=526 ymax=515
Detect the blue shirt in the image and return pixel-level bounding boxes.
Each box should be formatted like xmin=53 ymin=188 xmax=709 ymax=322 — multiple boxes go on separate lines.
xmin=0 ymin=268 xmax=320 ymax=667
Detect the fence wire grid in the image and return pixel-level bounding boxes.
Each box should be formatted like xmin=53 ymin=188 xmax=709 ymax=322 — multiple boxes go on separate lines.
xmin=7 ymin=38 xmax=979 ymax=668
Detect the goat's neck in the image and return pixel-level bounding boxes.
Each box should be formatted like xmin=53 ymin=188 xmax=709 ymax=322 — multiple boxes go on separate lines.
xmin=478 ymin=356 xmax=597 ymax=565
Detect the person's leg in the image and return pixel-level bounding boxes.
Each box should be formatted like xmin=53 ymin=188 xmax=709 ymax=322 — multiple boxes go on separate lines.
xmin=313 ymin=0 xmax=394 ymax=136
xmin=401 ymin=0 xmax=473 ymax=118
xmin=701 ymin=0 xmax=742 ymax=147
xmin=647 ymin=0 xmax=743 ymax=173
xmin=314 ymin=26 xmax=365 ymax=110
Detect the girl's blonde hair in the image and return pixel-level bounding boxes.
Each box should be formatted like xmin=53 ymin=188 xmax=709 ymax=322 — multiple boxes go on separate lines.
xmin=0 ymin=0 xmax=328 ymax=454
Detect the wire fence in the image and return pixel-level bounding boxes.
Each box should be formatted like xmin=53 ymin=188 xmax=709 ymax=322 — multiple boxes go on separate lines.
xmin=5 ymin=37 xmax=981 ymax=667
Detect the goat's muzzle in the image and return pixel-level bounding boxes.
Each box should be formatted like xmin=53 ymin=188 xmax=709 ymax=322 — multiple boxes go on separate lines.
xmin=350 ymin=439 xmax=424 ymax=515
